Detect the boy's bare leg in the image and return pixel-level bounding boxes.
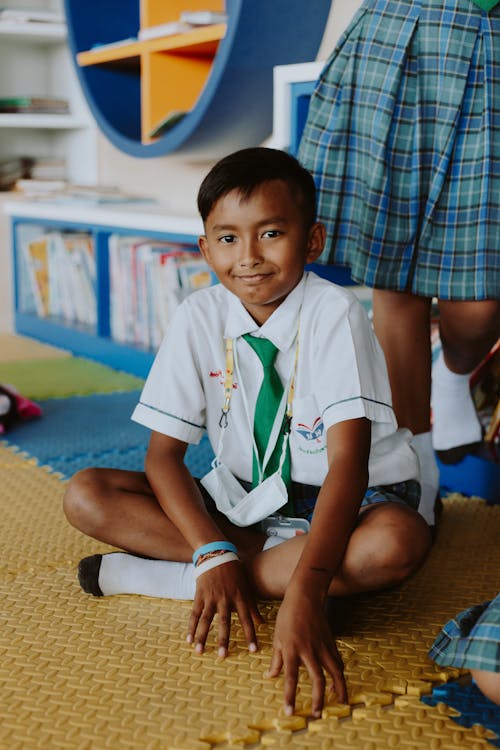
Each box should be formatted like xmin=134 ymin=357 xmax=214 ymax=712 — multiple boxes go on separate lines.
xmin=65 ymin=469 xmax=430 ymax=601
xmin=250 ymin=502 xmax=432 ymax=599
xmin=63 ymin=466 xmax=266 ymax=563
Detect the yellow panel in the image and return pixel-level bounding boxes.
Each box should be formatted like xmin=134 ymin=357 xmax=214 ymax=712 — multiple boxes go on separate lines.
xmin=142 ymin=51 xmax=213 ymax=144
xmin=0 ymin=334 xmax=70 ymax=362
xmin=1 ymin=410 xmax=499 ymax=750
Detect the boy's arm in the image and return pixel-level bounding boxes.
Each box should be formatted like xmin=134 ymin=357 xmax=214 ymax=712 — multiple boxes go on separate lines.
xmin=268 ymin=417 xmax=371 ymax=716
xmin=145 ymin=431 xmax=261 ymax=655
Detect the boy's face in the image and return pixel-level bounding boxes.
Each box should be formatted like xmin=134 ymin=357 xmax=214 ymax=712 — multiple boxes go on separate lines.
xmin=198 ymin=179 xmax=325 ymax=325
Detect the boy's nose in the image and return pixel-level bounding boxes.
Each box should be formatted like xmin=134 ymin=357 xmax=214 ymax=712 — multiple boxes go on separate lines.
xmin=238 ymin=238 xmax=262 ymax=266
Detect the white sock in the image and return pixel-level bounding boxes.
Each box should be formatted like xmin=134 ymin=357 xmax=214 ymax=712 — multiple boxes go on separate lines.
xmin=431 ymin=352 xmax=482 ymax=450
xmin=98 ymin=553 xmax=196 ymax=600
xmin=411 ymin=431 xmax=440 ymax=526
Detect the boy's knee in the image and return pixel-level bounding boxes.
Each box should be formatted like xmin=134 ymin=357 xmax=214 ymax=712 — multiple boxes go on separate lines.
xmin=63 ymin=468 xmax=108 ymax=534
xmin=353 ymin=506 xmax=431 ymax=586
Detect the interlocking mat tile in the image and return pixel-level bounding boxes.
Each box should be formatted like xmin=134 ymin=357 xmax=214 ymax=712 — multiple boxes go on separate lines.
xmin=0 ymin=333 xmax=70 ymax=362
xmin=1 ymin=391 xmax=215 ymax=478
xmin=1 ymin=450 xmax=499 ymax=750
xmin=0 ymin=356 xmax=144 ymax=399
xmin=423 ymin=681 xmax=500 ymax=747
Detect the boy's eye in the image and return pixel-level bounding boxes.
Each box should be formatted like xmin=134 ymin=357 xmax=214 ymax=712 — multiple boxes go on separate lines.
xmin=262 ymin=230 xmax=282 ymax=239
xmin=219 ymin=234 xmax=236 ymax=244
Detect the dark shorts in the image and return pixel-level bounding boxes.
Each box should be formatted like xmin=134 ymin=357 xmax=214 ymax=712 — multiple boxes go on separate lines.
xmin=198 ymin=476 xmax=421 ymax=525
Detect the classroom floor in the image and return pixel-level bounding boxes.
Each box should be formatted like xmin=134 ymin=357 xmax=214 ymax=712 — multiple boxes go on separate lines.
xmin=0 ymin=333 xmax=499 ymax=750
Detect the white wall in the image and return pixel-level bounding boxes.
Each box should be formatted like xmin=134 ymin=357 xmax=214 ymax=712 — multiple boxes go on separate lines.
xmin=0 ymin=0 xmax=362 ymax=332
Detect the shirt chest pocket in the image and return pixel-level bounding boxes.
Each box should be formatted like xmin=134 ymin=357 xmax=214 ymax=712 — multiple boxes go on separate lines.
xmin=289 ymin=395 xmax=328 ymax=482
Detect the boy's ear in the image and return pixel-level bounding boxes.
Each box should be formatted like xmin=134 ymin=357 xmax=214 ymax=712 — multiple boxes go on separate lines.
xmin=305 ymin=222 xmax=326 ymax=264
xmin=198 ymin=235 xmax=213 ymax=266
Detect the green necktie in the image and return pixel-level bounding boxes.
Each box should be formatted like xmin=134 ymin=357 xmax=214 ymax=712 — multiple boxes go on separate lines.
xmin=470 ymin=0 xmax=499 ymax=10
xmin=243 ymin=335 xmax=293 ymax=514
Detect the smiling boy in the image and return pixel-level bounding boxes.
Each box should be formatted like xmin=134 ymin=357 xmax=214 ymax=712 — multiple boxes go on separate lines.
xmin=64 ymin=147 xmax=431 ymax=718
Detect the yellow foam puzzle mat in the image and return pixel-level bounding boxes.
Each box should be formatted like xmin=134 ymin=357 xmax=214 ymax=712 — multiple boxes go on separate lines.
xmin=0 ymin=437 xmax=498 ymax=750
xmin=0 ymin=333 xmax=71 ymax=362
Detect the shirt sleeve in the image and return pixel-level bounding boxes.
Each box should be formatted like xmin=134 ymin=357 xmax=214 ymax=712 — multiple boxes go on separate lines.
xmin=313 ymin=292 xmax=397 ymax=431
xmin=131 ymin=300 xmax=206 ymax=444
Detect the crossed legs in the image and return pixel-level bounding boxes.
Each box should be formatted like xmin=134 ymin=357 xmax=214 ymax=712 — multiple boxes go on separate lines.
xmin=63 ymin=467 xmax=431 ymax=601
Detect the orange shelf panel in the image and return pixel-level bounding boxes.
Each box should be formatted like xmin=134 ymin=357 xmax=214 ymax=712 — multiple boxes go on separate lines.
xmin=77 ymin=24 xmax=225 ymax=67
xmin=141 ymin=51 xmax=213 ymax=144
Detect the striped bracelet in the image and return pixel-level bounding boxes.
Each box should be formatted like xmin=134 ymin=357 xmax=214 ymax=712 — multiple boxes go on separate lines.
xmin=192 ymin=541 xmax=238 ymax=566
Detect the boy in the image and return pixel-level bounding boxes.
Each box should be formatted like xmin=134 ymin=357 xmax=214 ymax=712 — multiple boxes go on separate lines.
xmin=64 ymin=147 xmax=431 ymax=718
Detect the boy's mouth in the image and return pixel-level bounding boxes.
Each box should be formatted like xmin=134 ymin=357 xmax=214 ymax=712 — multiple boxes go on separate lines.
xmin=235 ymin=272 xmax=273 ymax=283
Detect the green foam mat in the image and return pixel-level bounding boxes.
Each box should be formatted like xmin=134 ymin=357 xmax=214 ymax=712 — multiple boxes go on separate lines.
xmin=0 ymin=357 xmax=144 ymax=399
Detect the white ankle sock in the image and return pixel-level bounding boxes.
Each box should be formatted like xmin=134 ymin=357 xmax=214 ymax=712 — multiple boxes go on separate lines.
xmin=98 ymin=553 xmax=196 ymax=600
xmin=411 ymin=431 xmax=440 ymax=526
xmin=431 ymin=352 xmax=481 ymax=450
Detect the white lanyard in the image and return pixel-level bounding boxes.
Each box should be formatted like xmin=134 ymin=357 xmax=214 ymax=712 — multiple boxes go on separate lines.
xmin=215 ymin=333 xmax=299 ymax=483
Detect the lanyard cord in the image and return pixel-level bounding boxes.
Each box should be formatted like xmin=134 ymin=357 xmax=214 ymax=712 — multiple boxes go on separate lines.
xmin=216 ymin=332 xmax=299 ymax=481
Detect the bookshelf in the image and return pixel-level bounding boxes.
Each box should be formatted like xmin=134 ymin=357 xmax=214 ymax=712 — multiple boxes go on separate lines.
xmin=0 ymin=1 xmax=97 ymax=184
xmin=64 ymin=0 xmax=332 ymax=157
xmin=5 ymin=200 xmax=203 ymax=376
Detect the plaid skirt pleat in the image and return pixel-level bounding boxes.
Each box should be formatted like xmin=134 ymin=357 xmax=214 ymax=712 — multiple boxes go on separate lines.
xmin=429 ymin=592 xmax=500 ymax=672
xmin=299 ymin=0 xmax=500 ymax=299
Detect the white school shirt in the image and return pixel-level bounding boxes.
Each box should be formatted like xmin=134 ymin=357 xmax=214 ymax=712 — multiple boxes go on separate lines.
xmin=131 ymin=272 xmax=419 ymax=488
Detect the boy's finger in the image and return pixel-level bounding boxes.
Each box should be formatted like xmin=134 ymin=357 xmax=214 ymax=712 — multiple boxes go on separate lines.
xmin=322 ymin=647 xmax=347 ymax=703
xmin=303 ymin=655 xmax=326 ymax=718
xmin=266 ymin=648 xmax=283 ymax=677
xmin=282 ymin=657 xmax=300 ymax=716
xmin=216 ymin=608 xmax=232 ymax=657
xmin=235 ymin=601 xmax=258 ymax=652
xmin=193 ymin=608 xmax=215 ymax=653
xmin=186 ymin=603 xmax=203 ymax=644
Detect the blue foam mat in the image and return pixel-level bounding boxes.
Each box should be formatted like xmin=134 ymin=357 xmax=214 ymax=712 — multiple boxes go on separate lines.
xmin=2 ymin=391 xmax=214 ymax=479
xmin=422 ymin=681 xmax=500 ymax=746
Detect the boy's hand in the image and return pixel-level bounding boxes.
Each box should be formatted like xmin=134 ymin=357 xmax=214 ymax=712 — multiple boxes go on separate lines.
xmin=187 ymin=560 xmax=262 ymax=657
xmin=267 ymin=590 xmax=347 ymax=718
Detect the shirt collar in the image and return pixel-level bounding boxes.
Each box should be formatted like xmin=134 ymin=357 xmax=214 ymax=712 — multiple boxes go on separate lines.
xmin=223 ymin=273 xmax=307 ymax=352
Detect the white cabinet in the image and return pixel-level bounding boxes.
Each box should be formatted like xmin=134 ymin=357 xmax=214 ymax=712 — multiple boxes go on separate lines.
xmin=0 ymin=0 xmax=97 ymax=184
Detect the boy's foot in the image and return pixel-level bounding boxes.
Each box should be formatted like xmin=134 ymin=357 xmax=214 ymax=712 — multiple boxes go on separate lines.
xmin=78 ymin=554 xmax=104 ymax=596
xmin=76 ymin=552 xmax=196 ymax=600
xmin=431 ymin=352 xmax=482 ymax=458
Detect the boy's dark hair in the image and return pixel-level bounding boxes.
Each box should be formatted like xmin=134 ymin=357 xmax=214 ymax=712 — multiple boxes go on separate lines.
xmin=197 ymin=147 xmax=317 ymax=228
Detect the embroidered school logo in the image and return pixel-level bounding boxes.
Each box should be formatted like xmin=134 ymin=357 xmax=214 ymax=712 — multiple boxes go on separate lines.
xmin=296 ymin=417 xmax=324 ymax=442
xmin=209 ymin=370 xmax=237 ymax=389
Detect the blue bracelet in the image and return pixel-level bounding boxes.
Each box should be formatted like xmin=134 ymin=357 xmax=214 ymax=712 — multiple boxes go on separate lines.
xmin=192 ymin=541 xmax=238 ymax=566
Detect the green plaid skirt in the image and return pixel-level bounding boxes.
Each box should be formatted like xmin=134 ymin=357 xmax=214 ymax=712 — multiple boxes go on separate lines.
xmin=429 ymin=592 xmax=500 ymax=672
xmin=299 ymin=0 xmax=500 ymax=300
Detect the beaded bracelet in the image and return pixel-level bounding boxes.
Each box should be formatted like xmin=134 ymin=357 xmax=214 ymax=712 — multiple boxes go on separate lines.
xmin=192 ymin=541 xmax=238 ymax=566
xmin=193 ymin=551 xmax=239 ymax=581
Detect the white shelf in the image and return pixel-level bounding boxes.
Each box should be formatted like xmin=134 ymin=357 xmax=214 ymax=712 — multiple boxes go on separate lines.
xmin=0 ymin=0 xmax=97 ymax=184
xmin=0 ymin=113 xmax=88 ymax=129
xmin=4 ymin=200 xmax=203 ymax=236
xmin=0 ymin=21 xmax=66 ymax=41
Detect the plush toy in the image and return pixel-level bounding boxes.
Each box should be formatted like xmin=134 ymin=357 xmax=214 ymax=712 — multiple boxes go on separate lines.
xmin=0 ymin=384 xmax=42 ymax=434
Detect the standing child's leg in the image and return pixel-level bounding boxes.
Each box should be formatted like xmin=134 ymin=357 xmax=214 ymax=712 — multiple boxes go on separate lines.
xmin=432 ymin=300 xmax=500 ymax=461
xmin=372 ymin=290 xmax=439 ymax=526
